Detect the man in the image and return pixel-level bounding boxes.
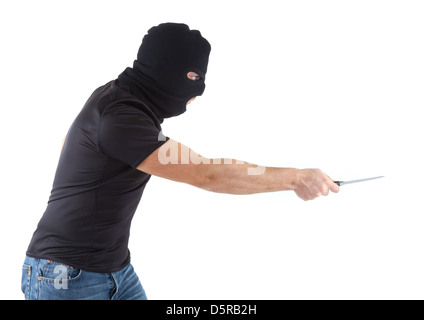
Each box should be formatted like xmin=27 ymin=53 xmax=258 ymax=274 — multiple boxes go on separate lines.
xmin=21 ymin=23 xmax=340 ymax=300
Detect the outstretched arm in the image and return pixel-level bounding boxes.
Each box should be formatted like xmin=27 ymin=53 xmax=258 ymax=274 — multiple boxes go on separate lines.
xmin=137 ymin=139 xmax=339 ymax=200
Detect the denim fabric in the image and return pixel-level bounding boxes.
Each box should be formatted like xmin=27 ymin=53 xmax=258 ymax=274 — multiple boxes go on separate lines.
xmin=21 ymin=256 xmax=147 ymax=300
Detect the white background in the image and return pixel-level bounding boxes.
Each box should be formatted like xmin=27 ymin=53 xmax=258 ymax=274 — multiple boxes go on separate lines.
xmin=1 ymin=0 xmax=423 ymax=300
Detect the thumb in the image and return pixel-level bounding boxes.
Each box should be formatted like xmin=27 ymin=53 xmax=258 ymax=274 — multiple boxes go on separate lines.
xmin=329 ymin=180 xmax=340 ymax=193
xmin=326 ymin=175 xmax=340 ymax=193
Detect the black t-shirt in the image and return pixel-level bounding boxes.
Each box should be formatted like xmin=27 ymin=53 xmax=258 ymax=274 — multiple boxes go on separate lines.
xmin=26 ymin=79 xmax=169 ymax=273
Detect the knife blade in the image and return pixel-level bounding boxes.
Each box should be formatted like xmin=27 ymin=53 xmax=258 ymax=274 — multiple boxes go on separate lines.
xmin=333 ymin=176 xmax=384 ymax=186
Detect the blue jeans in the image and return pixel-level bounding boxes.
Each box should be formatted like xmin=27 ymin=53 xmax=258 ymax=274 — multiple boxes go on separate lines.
xmin=21 ymin=256 xmax=147 ymax=300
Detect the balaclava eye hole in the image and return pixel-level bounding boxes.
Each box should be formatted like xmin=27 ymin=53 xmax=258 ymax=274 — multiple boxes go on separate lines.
xmin=187 ymin=71 xmax=201 ymax=81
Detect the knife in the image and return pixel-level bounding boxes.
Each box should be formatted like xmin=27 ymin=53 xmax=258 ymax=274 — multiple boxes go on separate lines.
xmin=333 ymin=176 xmax=384 ymax=186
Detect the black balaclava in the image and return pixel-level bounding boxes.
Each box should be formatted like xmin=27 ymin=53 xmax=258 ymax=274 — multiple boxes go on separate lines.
xmin=117 ymin=23 xmax=211 ymax=121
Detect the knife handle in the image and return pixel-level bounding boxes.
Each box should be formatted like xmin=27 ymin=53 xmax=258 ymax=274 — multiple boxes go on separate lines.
xmin=333 ymin=181 xmax=342 ymax=186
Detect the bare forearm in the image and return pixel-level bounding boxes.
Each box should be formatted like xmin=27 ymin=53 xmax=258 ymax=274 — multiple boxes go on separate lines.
xmin=138 ymin=139 xmax=339 ymax=200
xmin=199 ymin=158 xmax=299 ymax=195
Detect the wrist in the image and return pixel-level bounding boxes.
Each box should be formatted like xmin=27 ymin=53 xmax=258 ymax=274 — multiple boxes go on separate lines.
xmin=280 ymin=168 xmax=300 ymax=191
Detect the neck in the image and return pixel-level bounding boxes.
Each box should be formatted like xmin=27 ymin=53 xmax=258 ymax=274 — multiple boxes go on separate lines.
xmin=117 ymin=62 xmax=187 ymax=121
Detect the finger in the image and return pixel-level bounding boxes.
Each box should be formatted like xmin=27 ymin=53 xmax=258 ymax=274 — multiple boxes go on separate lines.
xmin=329 ymin=181 xmax=340 ymax=193
xmin=320 ymin=186 xmax=329 ymax=196
xmin=324 ymin=175 xmax=340 ymax=193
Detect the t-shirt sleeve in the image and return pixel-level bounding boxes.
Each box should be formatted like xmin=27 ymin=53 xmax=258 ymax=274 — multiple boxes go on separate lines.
xmin=99 ymin=105 xmax=169 ymax=168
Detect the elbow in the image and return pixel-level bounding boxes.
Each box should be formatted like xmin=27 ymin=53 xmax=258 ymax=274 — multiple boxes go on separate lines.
xmin=195 ymin=165 xmax=220 ymax=192
xmin=196 ymin=164 xmax=237 ymax=194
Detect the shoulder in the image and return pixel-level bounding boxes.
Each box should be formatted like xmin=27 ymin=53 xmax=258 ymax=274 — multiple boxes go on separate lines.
xmin=101 ymin=83 xmax=161 ymax=127
xmin=101 ymin=103 xmax=159 ymax=131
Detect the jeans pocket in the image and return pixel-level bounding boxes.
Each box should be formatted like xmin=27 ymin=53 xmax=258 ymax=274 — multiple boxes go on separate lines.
xmin=21 ymin=264 xmax=31 ymax=300
xmin=40 ymin=260 xmax=82 ymax=289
